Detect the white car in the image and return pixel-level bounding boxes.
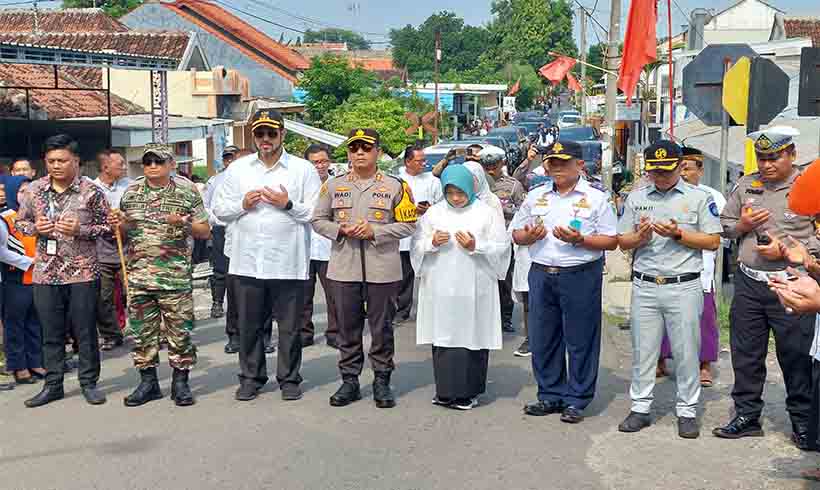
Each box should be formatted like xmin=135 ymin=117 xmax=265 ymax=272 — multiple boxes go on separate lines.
xmin=557 ymin=114 xmax=582 ymax=128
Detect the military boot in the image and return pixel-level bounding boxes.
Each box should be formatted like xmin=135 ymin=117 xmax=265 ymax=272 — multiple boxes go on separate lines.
xmin=373 ymin=372 xmax=396 ymax=409
xmin=124 ymin=367 xmax=163 ymax=407
xmin=329 ymin=378 xmax=361 ymax=407
xmin=171 ymin=368 xmax=195 ymax=407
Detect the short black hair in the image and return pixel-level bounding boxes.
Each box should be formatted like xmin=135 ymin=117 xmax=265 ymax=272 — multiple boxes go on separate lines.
xmin=304 ymin=143 xmax=331 ymax=160
xmin=467 ymin=144 xmax=483 ymax=153
xmin=43 ymin=134 xmax=79 ymax=157
xmin=403 ymin=145 xmax=423 ymax=162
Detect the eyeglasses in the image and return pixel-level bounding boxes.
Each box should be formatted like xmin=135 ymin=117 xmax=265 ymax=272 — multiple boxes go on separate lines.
xmin=348 ymin=142 xmax=375 ymax=153
xmin=142 ymin=158 xmax=166 ymax=167
xmin=253 ymin=129 xmax=280 ymax=139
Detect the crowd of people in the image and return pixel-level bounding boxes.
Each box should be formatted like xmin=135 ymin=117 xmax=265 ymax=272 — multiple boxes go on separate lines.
xmin=3 ymin=110 xmax=820 ymax=474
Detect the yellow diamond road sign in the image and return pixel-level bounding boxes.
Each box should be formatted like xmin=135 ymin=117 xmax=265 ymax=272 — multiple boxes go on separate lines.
xmin=722 ymin=56 xmax=752 ymax=125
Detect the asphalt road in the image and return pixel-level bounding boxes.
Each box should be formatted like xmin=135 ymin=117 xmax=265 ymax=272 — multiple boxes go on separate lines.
xmin=0 ymin=286 xmax=817 ymax=490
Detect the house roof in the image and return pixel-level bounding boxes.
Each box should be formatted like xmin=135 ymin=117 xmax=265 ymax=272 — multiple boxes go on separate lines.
xmin=710 ymin=0 xmax=785 ymax=20
xmin=784 ymin=17 xmax=820 ymax=47
xmin=0 ymin=8 xmax=129 ymax=33
xmin=0 ymin=31 xmax=191 ymax=63
xmin=160 ymin=0 xmax=309 ymax=82
xmin=0 ymin=63 xmax=145 ymax=119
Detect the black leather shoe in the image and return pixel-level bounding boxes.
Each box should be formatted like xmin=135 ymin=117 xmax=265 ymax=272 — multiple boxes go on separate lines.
xmin=25 ymin=384 xmax=64 ymax=408
xmin=560 ymin=406 xmax=584 ymax=424
xmin=501 ymin=321 xmax=516 ymax=333
xmin=124 ymin=368 xmax=163 ymax=407
xmin=211 ymin=302 xmax=225 ymax=319
xmin=235 ymin=383 xmax=260 ymax=402
xmin=224 ymin=336 xmax=239 ymax=354
xmin=792 ymin=423 xmax=813 ymax=450
xmin=373 ymin=373 xmax=395 ymax=409
xmin=329 ymin=381 xmax=361 ymax=407
xmin=523 ymin=400 xmax=565 ymax=416
xmin=82 ymin=385 xmax=107 ymax=405
xmin=712 ymin=415 xmax=764 ymax=439
xmin=618 ymin=411 xmax=651 ymax=432
xmin=678 ymin=417 xmax=700 ymax=439
xmin=171 ymin=369 xmax=194 ymax=407
xmin=281 ymin=383 xmax=303 ymax=401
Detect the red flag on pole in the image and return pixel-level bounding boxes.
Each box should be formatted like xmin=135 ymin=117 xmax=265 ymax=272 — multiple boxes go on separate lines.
xmin=567 ymin=73 xmax=582 ymax=93
xmin=507 ymin=77 xmax=521 ymax=96
xmin=538 ymin=56 xmax=577 ymax=84
xmin=618 ymin=0 xmax=658 ymax=106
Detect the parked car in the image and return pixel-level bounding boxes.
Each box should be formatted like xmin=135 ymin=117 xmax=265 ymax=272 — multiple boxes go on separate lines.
xmin=513 ymin=110 xmax=545 ymax=123
xmin=460 ymin=136 xmax=517 ymax=167
xmin=558 ymin=125 xmax=603 ymax=175
xmin=488 ymin=126 xmax=528 ymax=165
xmin=515 ymin=121 xmax=542 ymax=138
xmin=389 ymin=143 xmax=506 ymax=175
xmin=557 ymin=114 xmax=582 ymax=128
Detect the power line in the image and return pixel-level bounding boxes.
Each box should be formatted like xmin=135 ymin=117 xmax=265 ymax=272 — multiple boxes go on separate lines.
xmin=243 ymin=0 xmax=389 ymax=38
xmin=572 ymin=0 xmax=609 ymax=38
xmin=207 ymin=0 xmax=307 ymax=34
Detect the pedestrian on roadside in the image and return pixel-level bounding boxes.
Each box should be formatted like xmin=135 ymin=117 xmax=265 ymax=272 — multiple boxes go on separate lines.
xmin=93 ymin=149 xmax=130 ymax=352
xmin=10 ymin=158 xmax=36 ymax=179
xmin=214 ymin=110 xmax=321 ymax=402
xmin=510 ymin=140 xmax=617 ymax=424
xmin=617 ymin=141 xmax=722 ymax=439
xmin=412 ymin=164 xmax=510 ymax=410
xmin=394 ymin=145 xmax=443 ymax=325
xmin=311 ymin=128 xmax=417 ymax=409
xmin=713 ymin=127 xmax=816 ymax=450
xmin=111 ymin=145 xmax=210 ymax=407
xmin=17 ymin=134 xmax=110 ymax=408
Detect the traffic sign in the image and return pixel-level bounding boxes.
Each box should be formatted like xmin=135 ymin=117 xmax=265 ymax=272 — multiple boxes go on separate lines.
xmin=747 ymin=57 xmax=790 ymax=131
xmin=683 ymin=44 xmax=756 ymax=126
xmin=798 ymin=47 xmax=820 ymax=117
xmin=722 ymin=56 xmax=751 ymax=125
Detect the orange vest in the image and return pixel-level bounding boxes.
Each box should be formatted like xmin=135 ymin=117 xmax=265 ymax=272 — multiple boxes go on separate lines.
xmin=1 ymin=210 xmax=35 ymax=285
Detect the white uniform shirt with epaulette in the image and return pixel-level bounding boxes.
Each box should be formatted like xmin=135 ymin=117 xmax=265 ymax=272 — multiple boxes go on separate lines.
xmin=618 ymin=178 xmax=723 ymax=276
xmin=509 ymin=177 xmax=617 ymax=267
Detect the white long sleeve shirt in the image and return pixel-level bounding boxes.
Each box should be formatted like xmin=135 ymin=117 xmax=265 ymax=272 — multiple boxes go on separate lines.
xmin=212 ymin=151 xmax=322 ymax=280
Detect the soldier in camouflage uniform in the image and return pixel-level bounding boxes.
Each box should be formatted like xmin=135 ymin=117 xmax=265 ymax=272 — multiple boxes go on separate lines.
xmin=110 ymin=145 xmax=211 ymax=407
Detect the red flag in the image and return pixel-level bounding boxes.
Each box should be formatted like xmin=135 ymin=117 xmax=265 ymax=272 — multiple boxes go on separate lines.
xmin=538 ymin=56 xmax=577 ymax=84
xmin=507 ymin=77 xmax=521 ymax=96
xmin=567 ymin=73 xmax=582 ymax=93
xmin=618 ymin=0 xmax=658 ymax=105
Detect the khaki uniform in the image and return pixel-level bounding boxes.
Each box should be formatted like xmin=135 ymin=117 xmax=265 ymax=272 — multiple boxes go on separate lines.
xmin=311 ymin=170 xmax=416 ymax=379
xmin=494 ymin=175 xmax=525 ymax=224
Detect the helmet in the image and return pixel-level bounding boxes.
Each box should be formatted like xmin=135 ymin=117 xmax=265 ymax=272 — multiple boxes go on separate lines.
xmin=479 ymin=147 xmax=505 ymax=167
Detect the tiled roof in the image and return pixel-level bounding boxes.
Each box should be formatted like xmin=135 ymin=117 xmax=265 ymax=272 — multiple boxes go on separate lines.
xmin=161 ymin=0 xmax=309 ymax=82
xmin=784 ymin=17 xmax=820 ymax=48
xmin=0 ymin=63 xmax=145 ymax=119
xmin=0 ymin=31 xmax=190 ymax=62
xmin=0 ymin=8 xmax=128 ymax=33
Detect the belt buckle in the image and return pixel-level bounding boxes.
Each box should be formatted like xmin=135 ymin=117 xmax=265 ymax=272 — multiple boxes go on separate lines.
xmin=655 ymin=276 xmax=666 ymax=285
xmin=546 ymin=266 xmax=560 ymax=274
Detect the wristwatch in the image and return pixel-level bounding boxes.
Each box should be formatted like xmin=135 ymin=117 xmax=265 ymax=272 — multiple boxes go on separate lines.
xmin=284 ymin=200 xmax=293 ymax=211
xmin=673 ymin=230 xmax=683 ymax=241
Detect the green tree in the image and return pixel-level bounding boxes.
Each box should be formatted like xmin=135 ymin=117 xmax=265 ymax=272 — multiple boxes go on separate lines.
xmin=297 ymin=54 xmax=376 ymax=125
xmin=325 ymin=95 xmax=412 ymax=159
xmin=61 ymin=0 xmax=142 ymax=18
xmin=586 ymin=42 xmax=607 ymax=82
xmin=303 ymin=28 xmax=372 ymax=50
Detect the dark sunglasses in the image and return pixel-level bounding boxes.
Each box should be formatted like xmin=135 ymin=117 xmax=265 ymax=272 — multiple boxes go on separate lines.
xmin=142 ymin=158 xmax=166 ymax=167
xmin=253 ymin=129 xmax=280 ymax=139
xmin=348 ymin=141 xmax=375 ymax=153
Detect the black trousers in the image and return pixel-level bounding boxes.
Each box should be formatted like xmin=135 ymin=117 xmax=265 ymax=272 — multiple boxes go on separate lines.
xmin=329 ymin=280 xmax=399 ymax=380
xmin=432 ymin=346 xmax=489 ymax=401
xmin=302 ymin=260 xmax=338 ymax=343
xmin=810 ymin=360 xmax=820 ymax=448
xmin=235 ymin=276 xmax=305 ymax=387
xmin=225 ymin=271 xmax=239 ymax=337
xmin=395 ymin=251 xmax=415 ymax=320
xmin=210 ymin=226 xmax=228 ymax=305
xmin=96 ymin=262 xmax=123 ymax=341
xmin=498 ymin=257 xmax=515 ymax=325
xmin=33 ymin=281 xmax=100 ymax=388
xmin=730 ymin=271 xmax=814 ymax=423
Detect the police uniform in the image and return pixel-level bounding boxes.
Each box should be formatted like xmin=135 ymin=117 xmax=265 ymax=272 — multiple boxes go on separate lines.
xmin=311 ymin=128 xmax=417 ymax=408
xmin=509 ymin=141 xmax=617 ymax=415
xmin=617 ymin=141 xmax=722 ymax=432
xmin=714 ymin=127 xmax=816 ymax=445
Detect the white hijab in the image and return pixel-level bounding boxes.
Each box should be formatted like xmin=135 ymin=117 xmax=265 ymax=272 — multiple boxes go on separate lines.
xmin=463 ymin=160 xmax=504 ymax=220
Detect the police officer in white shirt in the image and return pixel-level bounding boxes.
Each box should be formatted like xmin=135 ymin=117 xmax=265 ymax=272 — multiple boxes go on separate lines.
xmin=213 ymin=110 xmax=322 ymax=403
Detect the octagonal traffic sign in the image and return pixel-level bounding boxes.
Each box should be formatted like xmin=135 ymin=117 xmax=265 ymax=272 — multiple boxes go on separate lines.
xmin=722 ymin=56 xmax=752 ymax=125
xmin=683 ymin=43 xmax=757 ymax=126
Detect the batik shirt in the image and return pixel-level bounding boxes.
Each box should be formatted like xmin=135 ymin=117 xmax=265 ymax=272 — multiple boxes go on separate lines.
xmin=120 ymin=177 xmax=208 ymax=291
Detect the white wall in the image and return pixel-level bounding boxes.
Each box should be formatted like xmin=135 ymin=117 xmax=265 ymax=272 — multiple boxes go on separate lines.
xmin=704 ymin=0 xmax=779 ymax=44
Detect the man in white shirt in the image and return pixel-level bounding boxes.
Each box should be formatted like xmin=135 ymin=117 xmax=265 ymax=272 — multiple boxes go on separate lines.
xmin=92 ymin=149 xmax=131 ymax=351
xmin=213 ymin=110 xmax=322 ymax=402
xmin=301 ymin=144 xmax=338 ymax=349
xmin=394 ymin=145 xmax=443 ymax=323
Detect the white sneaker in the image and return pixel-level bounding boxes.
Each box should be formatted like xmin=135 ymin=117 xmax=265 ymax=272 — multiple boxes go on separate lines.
xmin=452 ymin=397 xmax=478 ymax=410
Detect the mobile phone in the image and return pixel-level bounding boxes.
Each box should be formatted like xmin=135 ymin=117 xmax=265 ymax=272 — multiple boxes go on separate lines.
xmin=455 ymin=147 xmax=467 ymax=157
xmin=756 ymin=233 xmax=772 ymax=246
xmin=418 ymin=201 xmax=430 ymax=207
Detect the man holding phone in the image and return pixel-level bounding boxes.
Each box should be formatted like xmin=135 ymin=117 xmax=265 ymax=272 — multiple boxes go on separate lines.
xmin=713 ymin=126 xmax=817 ymax=449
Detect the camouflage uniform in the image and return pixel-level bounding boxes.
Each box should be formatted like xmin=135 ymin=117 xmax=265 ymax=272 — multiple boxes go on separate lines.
xmin=120 ymin=176 xmax=208 ymax=370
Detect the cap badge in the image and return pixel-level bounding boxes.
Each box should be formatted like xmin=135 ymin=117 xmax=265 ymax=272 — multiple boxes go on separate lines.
xmin=356 ymin=129 xmax=365 ymax=137
xmin=553 ymin=143 xmax=564 ymax=153
xmin=757 ymin=135 xmax=773 ymax=150
xmin=654 ymin=148 xmax=668 ymax=160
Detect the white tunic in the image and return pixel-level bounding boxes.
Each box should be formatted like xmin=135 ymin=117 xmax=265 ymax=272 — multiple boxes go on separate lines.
xmin=411 ymin=199 xmax=511 ymax=350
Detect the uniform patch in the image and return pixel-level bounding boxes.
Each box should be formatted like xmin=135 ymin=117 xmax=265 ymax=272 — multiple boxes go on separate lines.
xmin=750 ymin=180 xmax=764 ymax=188
xmin=319 ymin=183 xmax=328 ymax=197
xmin=374 ymin=210 xmax=385 ymax=220
xmin=709 ymin=201 xmax=719 ymax=217
xmin=574 ymin=196 xmax=590 ymax=209
xmin=744 ymin=189 xmax=764 ymax=195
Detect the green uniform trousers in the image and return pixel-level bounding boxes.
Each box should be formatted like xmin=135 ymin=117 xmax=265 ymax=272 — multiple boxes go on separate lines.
xmin=127 ymin=289 xmax=197 ymax=370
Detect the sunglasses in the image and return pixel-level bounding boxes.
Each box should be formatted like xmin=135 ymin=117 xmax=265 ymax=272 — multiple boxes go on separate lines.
xmin=142 ymin=158 xmax=166 ymax=167
xmin=348 ymin=141 xmax=375 ymax=153
xmin=253 ymin=129 xmax=280 ymax=139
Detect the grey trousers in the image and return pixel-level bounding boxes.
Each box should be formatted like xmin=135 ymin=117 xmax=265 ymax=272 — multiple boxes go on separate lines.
xmin=629 ymin=277 xmax=703 ymax=418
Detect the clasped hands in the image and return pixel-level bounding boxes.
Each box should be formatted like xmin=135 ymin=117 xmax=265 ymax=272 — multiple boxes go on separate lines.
xmin=517 ymin=222 xmax=584 ymax=246
xmin=243 ymin=185 xmax=290 ymax=210
xmin=341 ymin=219 xmax=375 ymax=241
xmin=432 ymin=230 xmax=475 ymax=252
xmin=36 ymin=215 xmax=79 ymax=237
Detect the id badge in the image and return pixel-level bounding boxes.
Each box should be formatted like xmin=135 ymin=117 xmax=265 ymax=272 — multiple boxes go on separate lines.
xmin=46 ymin=239 xmax=57 ymax=255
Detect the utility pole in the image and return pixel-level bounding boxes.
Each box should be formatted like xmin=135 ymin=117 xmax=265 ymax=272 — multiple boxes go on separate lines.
xmin=578 ymin=7 xmax=588 ymax=121
xmin=433 ymin=30 xmax=441 ymax=145
xmin=603 ymin=0 xmax=622 ymax=192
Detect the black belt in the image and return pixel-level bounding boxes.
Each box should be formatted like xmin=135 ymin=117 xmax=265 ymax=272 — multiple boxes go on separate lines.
xmin=531 ymin=259 xmax=601 ymax=275
xmin=633 ymin=271 xmax=700 ymax=285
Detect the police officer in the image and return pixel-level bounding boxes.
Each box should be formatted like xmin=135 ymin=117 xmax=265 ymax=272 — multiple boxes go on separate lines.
xmin=616 ymin=141 xmax=722 ymax=439
xmin=312 ymin=128 xmax=417 ymax=409
xmin=510 ymin=140 xmax=618 ymax=424
xmin=481 ymin=148 xmax=524 ymax=332
xmin=713 ymin=126 xmax=816 ymax=449
xmin=112 ymin=145 xmax=211 ymax=407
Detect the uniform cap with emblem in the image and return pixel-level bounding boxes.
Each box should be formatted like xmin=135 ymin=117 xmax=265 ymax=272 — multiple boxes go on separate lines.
xmin=345 ymin=128 xmax=380 ymax=147
xmin=748 ymin=125 xmax=800 ymax=159
xmin=222 ymin=145 xmax=240 ymax=157
xmin=542 ymin=140 xmax=583 ymax=161
xmin=250 ymin=109 xmax=284 ymax=132
xmin=680 ymin=146 xmax=704 ymax=161
xmin=643 ymin=140 xmax=682 ymax=171
xmin=142 ymin=143 xmax=173 ymax=161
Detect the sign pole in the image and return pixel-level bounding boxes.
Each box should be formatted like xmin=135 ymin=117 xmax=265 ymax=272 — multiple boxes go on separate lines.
xmin=715 ymin=57 xmax=732 ymax=302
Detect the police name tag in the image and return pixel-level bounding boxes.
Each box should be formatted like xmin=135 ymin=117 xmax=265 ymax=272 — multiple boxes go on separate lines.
xmin=46 ymin=239 xmax=58 ymax=255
